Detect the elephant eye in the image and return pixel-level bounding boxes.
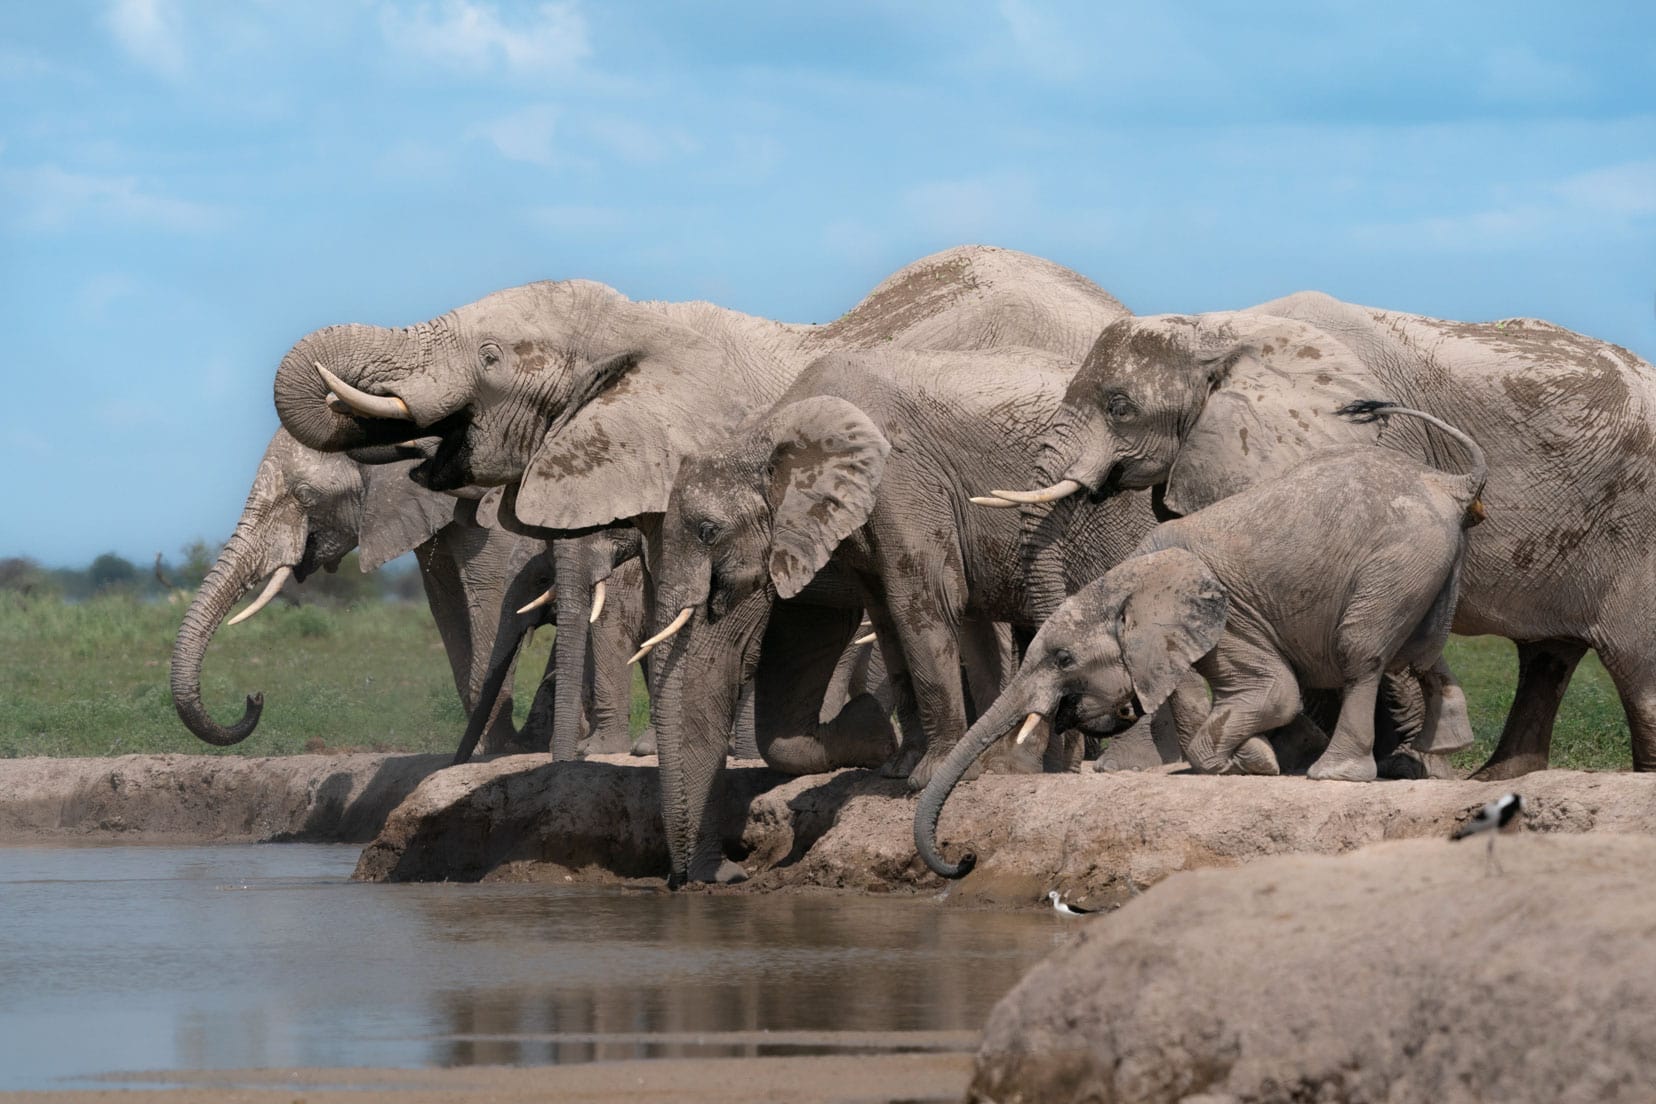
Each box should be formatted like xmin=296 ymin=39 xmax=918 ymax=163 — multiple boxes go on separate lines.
xmin=1054 ymin=648 xmax=1077 ymax=671
xmin=1106 ymin=393 xmax=1136 ymax=420
xmin=697 ymin=520 xmax=720 ymax=546
xmin=479 ymin=342 xmax=503 ymax=368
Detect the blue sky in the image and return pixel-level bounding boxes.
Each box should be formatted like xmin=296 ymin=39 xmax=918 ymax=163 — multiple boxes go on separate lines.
xmin=3 ymin=1 xmax=1653 ymax=565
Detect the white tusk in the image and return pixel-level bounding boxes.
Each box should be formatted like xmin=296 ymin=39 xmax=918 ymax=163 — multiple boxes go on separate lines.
xmin=990 ymin=479 xmax=1083 ymax=505
xmin=516 ymin=586 xmax=556 ymax=615
xmin=228 ymin=566 xmax=293 ymax=626
xmin=629 ymin=606 xmax=694 ymax=665
xmin=315 ymin=361 xmax=413 ymax=421
xmin=969 ymin=495 xmax=1020 ymax=508
xmin=852 ymin=631 xmax=877 ymax=646
xmin=588 ymin=581 xmax=606 ymax=624
xmin=1013 ymin=712 xmax=1044 ymax=746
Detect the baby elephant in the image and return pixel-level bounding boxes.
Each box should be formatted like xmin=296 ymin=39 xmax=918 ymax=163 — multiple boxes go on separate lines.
xmin=915 ymin=403 xmax=1486 ymax=879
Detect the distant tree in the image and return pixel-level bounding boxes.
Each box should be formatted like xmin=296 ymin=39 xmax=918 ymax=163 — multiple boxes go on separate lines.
xmin=88 ymin=552 xmax=138 ymax=592
xmin=295 ymin=550 xmax=376 ymax=608
xmin=0 ymin=557 xmax=56 ymax=597
xmin=175 ymin=539 xmax=217 ymax=590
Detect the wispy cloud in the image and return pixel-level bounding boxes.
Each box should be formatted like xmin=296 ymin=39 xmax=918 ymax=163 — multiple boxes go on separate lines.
xmin=584 ymin=115 xmax=698 ymax=165
xmin=382 ymin=1 xmax=589 ymax=77
xmin=473 ymin=104 xmax=561 ymax=166
xmin=904 ymin=172 xmax=1039 ymax=240
xmin=104 ymin=0 xmax=186 ymax=78
xmin=1556 ymin=158 xmax=1656 ymax=217
xmin=3 ymin=165 xmax=228 ymax=233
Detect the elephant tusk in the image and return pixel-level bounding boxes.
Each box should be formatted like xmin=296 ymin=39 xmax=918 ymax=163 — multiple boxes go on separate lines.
xmin=990 ymin=479 xmax=1083 ymax=505
xmin=588 ymin=581 xmax=606 ymax=624
xmin=516 ymin=586 xmax=556 ymax=615
xmin=969 ymin=495 xmax=1020 ymax=508
xmin=227 ymin=566 xmax=293 ymax=626
xmin=315 ymin=361 xmax=413 ymax=421
xmin=852 ymin=631 xmax=877 ymax=646
xmin=1013 ymin=712 xmax=1044 ymax=746
xmin=629 ymin=606 xmax=694 ymax=665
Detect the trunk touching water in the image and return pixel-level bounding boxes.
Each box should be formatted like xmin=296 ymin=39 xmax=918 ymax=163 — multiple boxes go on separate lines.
xmin=169 ymin=532 xmax=272 ymax=746
xmin=913 ymin=691 xmax=1031 ymax=879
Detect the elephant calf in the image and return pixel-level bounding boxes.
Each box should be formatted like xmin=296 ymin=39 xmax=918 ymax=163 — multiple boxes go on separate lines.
xmin=916 ymin=403 xmax=1487 ymax=878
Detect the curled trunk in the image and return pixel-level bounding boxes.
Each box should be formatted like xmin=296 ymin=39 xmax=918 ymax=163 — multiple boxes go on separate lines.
xmin=913 ymin=692 xmax=1030 ymax=879
xmin=273 ymin=324 xmax=437 ymax=453
xmin=169 ymin=532 xmax=270 ymax=746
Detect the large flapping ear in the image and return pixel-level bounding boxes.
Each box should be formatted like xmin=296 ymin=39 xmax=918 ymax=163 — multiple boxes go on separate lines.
xmin=764 ymin=396 xmax=890 ymax=599
xmin=359 ymin=460 xmax=461 ymax=570
xmin=1163 ymin=313 xmax=1386 ymax=515
xmin=1108 ymin=548 xmax=1228 ymax=714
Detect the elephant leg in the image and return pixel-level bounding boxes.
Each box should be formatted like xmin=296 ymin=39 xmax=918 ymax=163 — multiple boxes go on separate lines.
xmin=889 ymin=616 xmax=970 ymax=791
xmin=1592 ymin=641 xmax=1656 ymax=772
xmin=1308 ymin=670 xmax=1383 ymax=781
xmin=1473 ymin=639 xmax=1587 ymax=780
xmin=730 ymin=680 xmax=759 ymax=760
xmin=961 ymin=619 xmax=1048 ymax=774
xmin=864 ymin=604 xmax=927 ymax=779
xmin=1186 ymin=643 xmax=1297 ymax=776
xmin=754 ymin=602 xmax=896 ymax=774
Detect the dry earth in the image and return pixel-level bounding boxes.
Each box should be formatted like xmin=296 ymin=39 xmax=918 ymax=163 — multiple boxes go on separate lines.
xmin=972 ymin=832 xmax=1656 ymax=1104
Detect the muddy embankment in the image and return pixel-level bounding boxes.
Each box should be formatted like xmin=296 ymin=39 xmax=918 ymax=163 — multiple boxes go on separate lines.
xmin=4 ymin=752 xmax=1655 ymax=907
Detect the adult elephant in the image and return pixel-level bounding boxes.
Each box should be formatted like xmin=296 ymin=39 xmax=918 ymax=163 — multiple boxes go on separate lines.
xmin=171 ymin=430 xmax=558 ymax=753
xmin=267 ymin=245 xmax=1132 ymax=881
xmin=644 ymin=348 xmax=1160 ymax=881
xmin=986 ymin=295 xmax=1656 ymax=776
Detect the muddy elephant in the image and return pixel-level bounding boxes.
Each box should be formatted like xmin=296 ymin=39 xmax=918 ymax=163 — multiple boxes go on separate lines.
xmin=266 ymin=245 xmax=1133 ymax=883
xmin=170 ymin=429 xmax=551 ymax=751
xmin=917 ymin=412 xmax=1486 ymax=876
xmin=989 ymin=295 xmax=1656 ymax=775
xmin=644 ymin=347 xmax=1158 ymax=881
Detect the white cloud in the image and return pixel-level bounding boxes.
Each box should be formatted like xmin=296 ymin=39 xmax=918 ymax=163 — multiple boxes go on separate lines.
xmin=105 ymin=0 xmax=186 ymax=78
xmin=3 ymin=165 xmax=228 ymax=233
xmin=473 ymin=104 xmax=560 ymax=166
xmin=382 ymin=1 xmax=589 ymax=77
xmin=584 ymin=115 xmax=698 ymax=165
xmin=1478 ymin=44 xmax=1587 ymax=105
xmin=996 ymin=0 xmax=1085 ymax=82
xmin=1555 ymin=159 xmax=1656 ymax=217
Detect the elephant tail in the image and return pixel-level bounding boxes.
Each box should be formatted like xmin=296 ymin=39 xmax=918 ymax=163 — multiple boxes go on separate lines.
xmin=1336 ymin=401 xmax=1488 ymax=523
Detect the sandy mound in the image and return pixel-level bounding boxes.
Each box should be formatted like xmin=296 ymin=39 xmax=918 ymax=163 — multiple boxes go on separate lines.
xmin=0 ymin=753 xmax=451 ymax=843
xmin=971 ymin=833 xmax=1656 ymax=1104
xmin=351 ymin=757 xmax=1656 ymax=904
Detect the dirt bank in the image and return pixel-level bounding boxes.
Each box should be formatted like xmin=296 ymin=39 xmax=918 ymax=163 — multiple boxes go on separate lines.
xmin=971 ymin=833 xmax=1656 ymax=1104
xmin=0 ymin=753 xmax=451 ymax=844
xmin=354 ymin=755 xmax=1656 ymax=904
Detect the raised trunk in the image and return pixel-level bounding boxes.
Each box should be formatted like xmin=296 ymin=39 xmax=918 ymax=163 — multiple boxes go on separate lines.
xmin=169 ymin=530 xmax=271 ymax=746
xmin=913 ymin=690 xmax=1031 ymax=879
xmin=273 ymin=323 xmax=443 ymax=453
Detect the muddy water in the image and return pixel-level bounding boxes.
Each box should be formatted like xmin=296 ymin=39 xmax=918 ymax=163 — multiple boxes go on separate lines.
xmin=0 ymin=844 xmax=1066 ymax=1091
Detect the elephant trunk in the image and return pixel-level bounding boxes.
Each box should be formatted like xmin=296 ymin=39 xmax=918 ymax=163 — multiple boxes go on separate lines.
xmin=913 ymin=690 xmax=1033 ymax=879
xmin=170 ymin=529 xmax=273 ymax=746
xmin=274 ymin=323 xmax=448 ymax=453
xmin=549 ymin=555 xmax=593 ymax=761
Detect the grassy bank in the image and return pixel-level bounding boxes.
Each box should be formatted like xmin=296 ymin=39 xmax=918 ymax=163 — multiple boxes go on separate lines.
xmin=0 ymin=594 xmax=1632 ymax=769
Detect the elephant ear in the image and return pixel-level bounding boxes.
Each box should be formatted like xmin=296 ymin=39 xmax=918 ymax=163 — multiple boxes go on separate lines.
xmin=1163 ymin=315 xmax=1385 ymax=515
xmin=764 ymin=396 xmax=890 ymax=599
xmin=359 ymin=460 xmax=460 ymax=570
xmin=512 ymin=312 xmax=762 ymax=532
xmin=1109 ymin=548 xmax=1228 ymax=714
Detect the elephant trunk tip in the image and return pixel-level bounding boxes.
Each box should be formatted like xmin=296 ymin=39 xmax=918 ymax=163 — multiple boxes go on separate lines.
xmin=941 ymin=849 xmax=977 ymax=880
xmin=666 ymin=869 xmax=687 ymax=891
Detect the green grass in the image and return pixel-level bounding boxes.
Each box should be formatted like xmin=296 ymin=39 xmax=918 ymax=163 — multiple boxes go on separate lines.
xmin=0 ymin=593 xmax=569 ymax=758
xmin=0 ymin=594 xmax=1632 ymax=769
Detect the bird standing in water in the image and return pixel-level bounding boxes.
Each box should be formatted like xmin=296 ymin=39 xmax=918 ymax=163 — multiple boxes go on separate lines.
xmin=1047 ymin=890 xmax=1096 ymax=916
xmin=1451 ymin=793 xmax=1525 ymax=873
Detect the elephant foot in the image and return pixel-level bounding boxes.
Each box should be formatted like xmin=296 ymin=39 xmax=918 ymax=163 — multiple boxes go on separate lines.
xmin=1307 ymin=751 xmax=1378 ymax=782
xmin=683 ymin=854 xmax=748 ymax=886
xmin=879 ymin=741 xmax=925 ymax=780
xmin=1228 ymin=736 xmax=1280 ymax=776
xmin=1471 ymin=751 xmax=1547 ymax=782
xmin=906 ymin=744 xmax=965 ymax=792
xmin=630 ymin=726 xmax=658 ymax=757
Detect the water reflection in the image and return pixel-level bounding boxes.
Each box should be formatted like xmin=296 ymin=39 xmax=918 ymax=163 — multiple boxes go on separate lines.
xmin=0 ymin=844 xmax=1063 ymax=1090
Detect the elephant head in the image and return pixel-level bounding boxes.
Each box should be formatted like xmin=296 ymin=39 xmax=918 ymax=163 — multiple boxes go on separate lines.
xmin=913 ymin=548 xmax=1227 ymax=879
xmin=170 ymin=429 xmax=461 ymax=746
xmin=987 ymin=312 xmax=1386 ymax=517
xmin=640 ymin=395 xmax=890 ymax=884
xmin=272 ymin=280 xmax=780 ymax=537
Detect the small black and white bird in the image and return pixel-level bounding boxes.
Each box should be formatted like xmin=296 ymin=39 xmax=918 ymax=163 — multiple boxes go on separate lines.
xmin=1451 ymin=793 xmax=1525 ymax=872
xmin=1047 ymin=890 xmax=1096 ymax=916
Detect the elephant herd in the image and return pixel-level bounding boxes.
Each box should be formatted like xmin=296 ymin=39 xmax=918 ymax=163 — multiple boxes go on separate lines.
xmin=170 ymin=245 xmax=1656 ymax=887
